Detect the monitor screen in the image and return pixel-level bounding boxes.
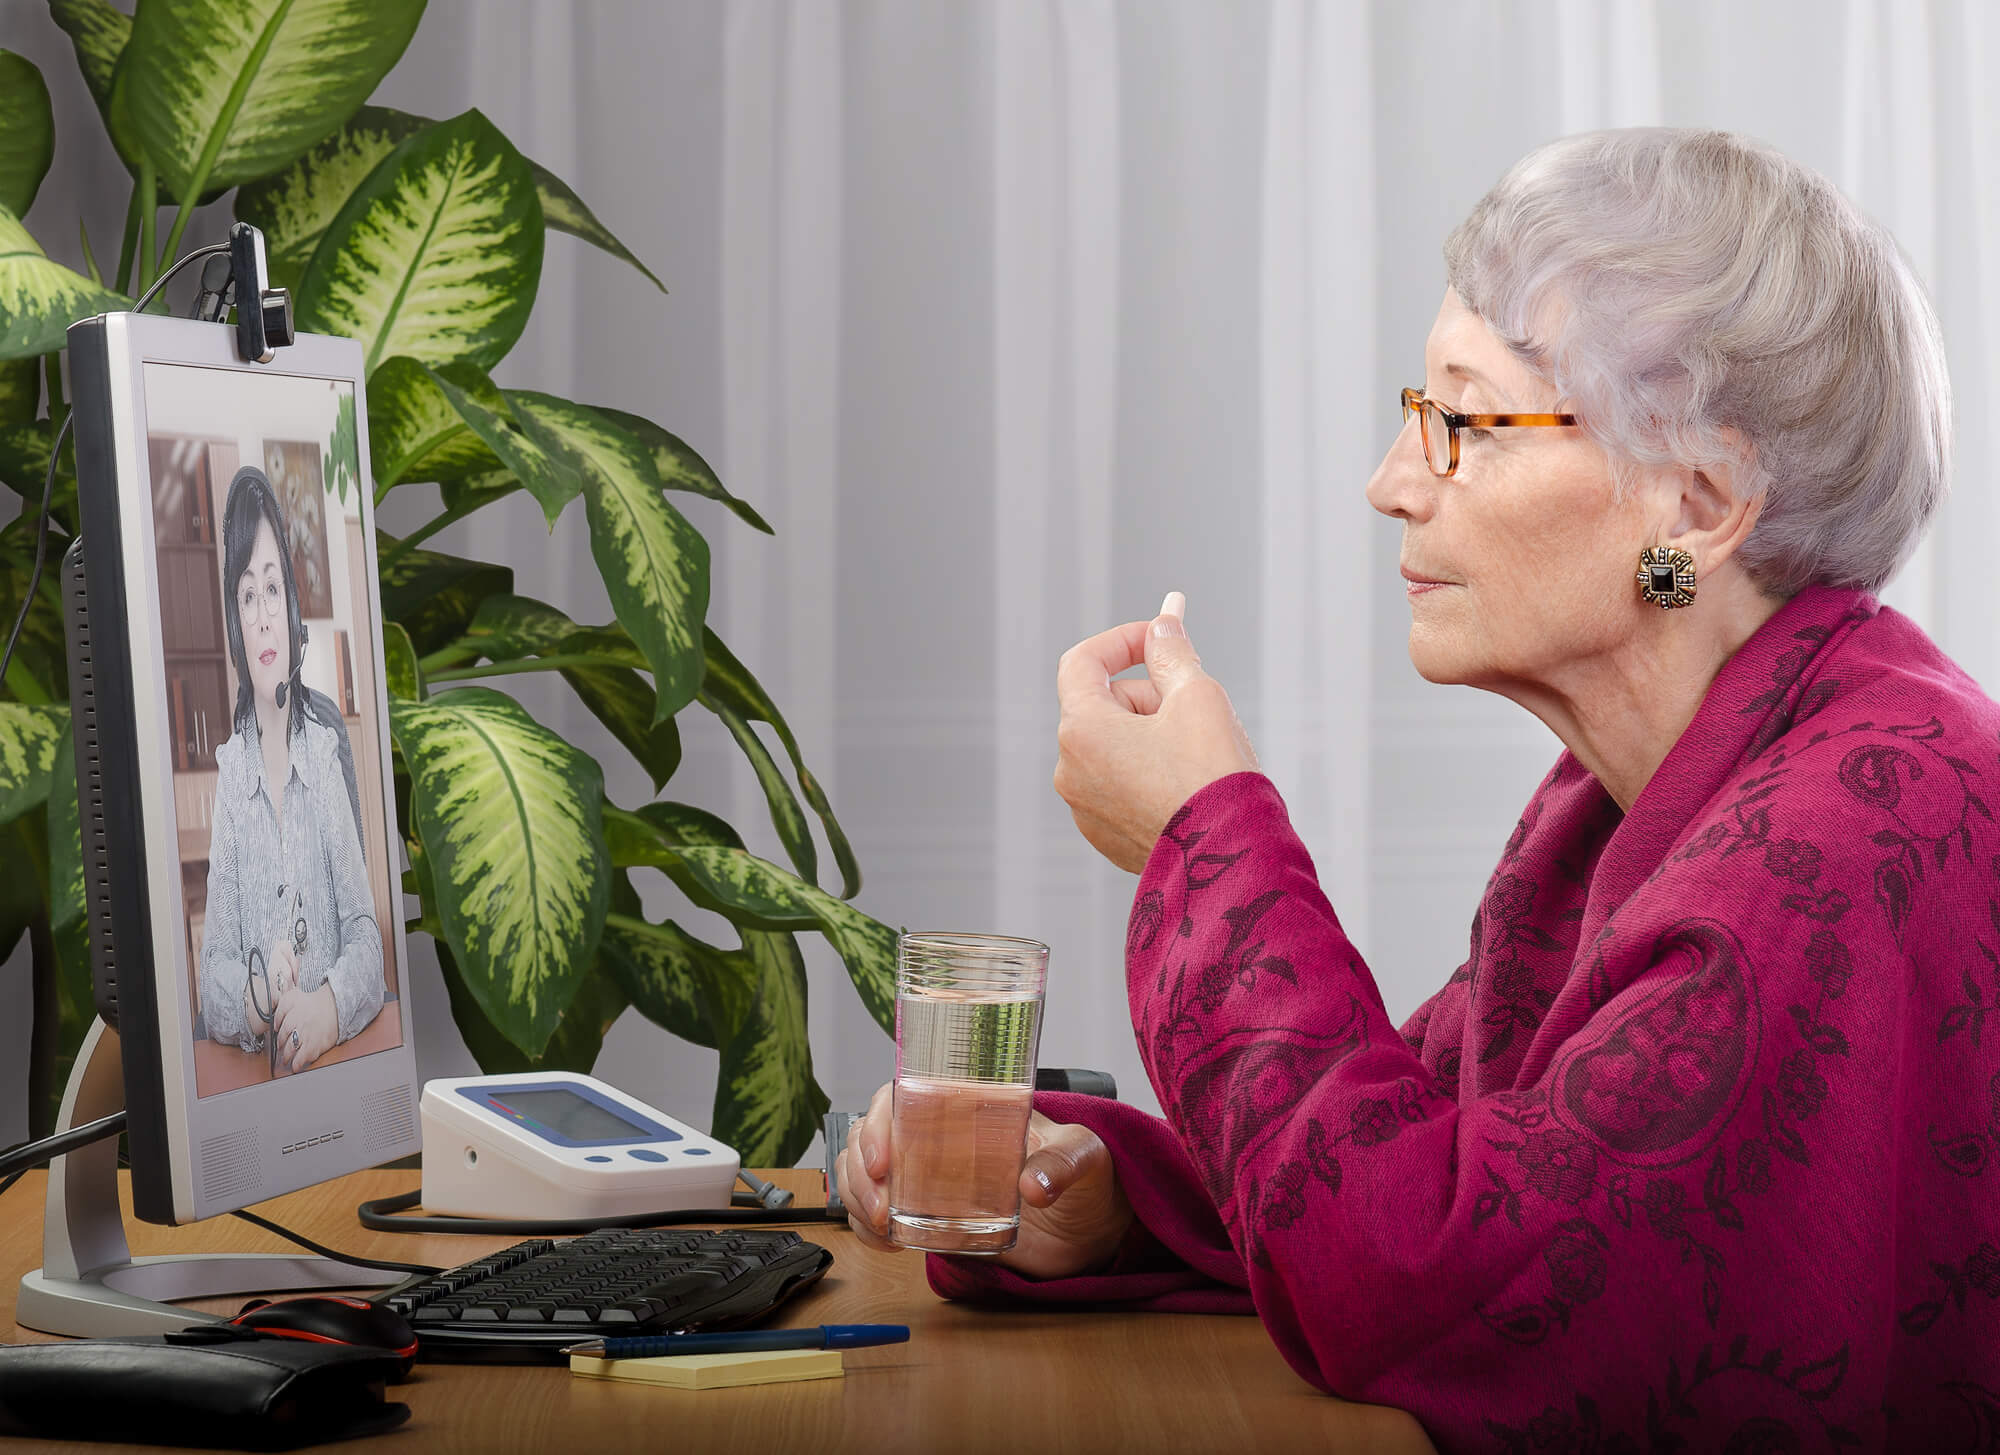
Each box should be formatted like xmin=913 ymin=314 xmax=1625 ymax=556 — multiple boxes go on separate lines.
xmin=137 ymin=362 xmax=403 ymax=1096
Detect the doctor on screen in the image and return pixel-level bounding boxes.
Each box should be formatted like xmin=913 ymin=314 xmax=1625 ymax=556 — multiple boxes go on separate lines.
xmin=197 ymin=466 xmax=383 ymax=1074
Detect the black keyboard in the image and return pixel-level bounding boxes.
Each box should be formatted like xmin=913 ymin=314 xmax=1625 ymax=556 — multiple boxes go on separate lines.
xmin=379 ymin=1227 xmax=834 ymax=1364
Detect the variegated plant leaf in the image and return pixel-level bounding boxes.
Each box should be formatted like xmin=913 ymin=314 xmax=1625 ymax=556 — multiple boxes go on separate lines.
xmin=381 ymin=620 xmax=423 ymax=701
xmin=593 ymin=407 xmax=770 ymax=535
xmin=0 ymin=417 xmax=74 ymax=516
xmin=367 ymin=355 xmax=504 ymax=491
xmin=439 ymin=466 xmax=520 ymax=516
xmin=462 ymin=595 xmax=679 ymax=792
xmin=47 ymin=0 xmax=144 ymax=176
xmin=296 ymin=109 xmax=543 ymax=377
xmin=712 ymin=928 xmax=827 ymax=1166
xmin=598 ymin=912 xmax=739 ymax=1050
xmin=49 ymin=0 xmax=127 ymax=113
xmin=238 ymin=106 xmax=664 ymax=296
xmin=46 ymin=728 xmax=83 ymax=931
xmin=428 ymin=368 xmax=578 ymax=521
xmin=438 ymin=933 xmax=627 ymax=1075
xmin=0 ymin=515 xmax=70 ymax=698
xmin=120 ymin=0 xmax=424 ymax=203
xmin=702 ymin=628 xmax=859 ymax=898
xmin=683 ymin=844 xmax=892 ymax=1031
xmin=607 ymin=816 xmax=894 ymax=1034
xmin=375 ymin=537 xmax=511 ymax=655
xmin=390 ymin=687 xmax=609 ymax=1056
xmin=0 ymin=206 xmax=129 ymax=360
xmin=634 ymin=800 xmax=744 ymax=852
xmin=0 ymin=701 xmax=66 ymax=823
xmin=0 ymin=356 xmax=38 ymax=427
xmin=0 ymin=51 xmax=55 ymax=219
xmin=234 ymin=105 xmax=428 ymax=290
xmin=507 ymin=393 xmax=709 ymax=720
xmin=806 ymin=896 xmax=896 ymax=1034
xmin=464 ymin=593 xmax=570 ymax=658
xmin=530 ymin=162 xmax=665 ymax=293
xmin=706 ymin=691 xmax=816 ymax=888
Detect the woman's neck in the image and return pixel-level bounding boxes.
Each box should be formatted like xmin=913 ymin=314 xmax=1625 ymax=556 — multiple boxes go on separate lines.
xmin=1504 ymin=569 xmax=1785 ymax=814
xmin=255 ymin=697 xmax=289 ymax=783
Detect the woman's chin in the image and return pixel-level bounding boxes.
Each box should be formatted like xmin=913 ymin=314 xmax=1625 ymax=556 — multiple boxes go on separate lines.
xmin=1407 ymin=623 xmax=1475 ymax=686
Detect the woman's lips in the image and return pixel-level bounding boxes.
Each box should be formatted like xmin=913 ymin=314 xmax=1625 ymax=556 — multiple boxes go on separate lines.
xmin=1402 ymin=570 xmax=1458 ymax=596
xmin=259 ymin=648 xmax=278 ymax=666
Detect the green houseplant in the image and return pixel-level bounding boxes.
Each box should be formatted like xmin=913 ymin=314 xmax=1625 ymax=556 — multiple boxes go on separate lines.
xmin=0 ymin=0 xmax=896 ymax=1165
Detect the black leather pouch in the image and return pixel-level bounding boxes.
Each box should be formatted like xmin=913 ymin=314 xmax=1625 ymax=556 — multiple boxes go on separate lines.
xmin=0 ymin=1330 xmax=410 ymax=1449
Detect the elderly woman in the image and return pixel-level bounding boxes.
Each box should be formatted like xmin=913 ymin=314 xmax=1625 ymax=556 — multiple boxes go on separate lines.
xmin=837 ymin=130 xmax=2000 ymax=1448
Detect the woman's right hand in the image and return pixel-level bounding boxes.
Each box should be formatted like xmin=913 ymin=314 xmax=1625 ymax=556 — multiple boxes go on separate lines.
xmin=242 ymin=942 xmax=300 ymax=1040
xmin=836 ymin=1080 xmax=1135 ymax=1281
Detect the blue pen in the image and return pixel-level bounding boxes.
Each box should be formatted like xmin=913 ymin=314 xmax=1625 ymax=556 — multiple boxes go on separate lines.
xmin=565 ymin=1324 xmax=910 ymax=1359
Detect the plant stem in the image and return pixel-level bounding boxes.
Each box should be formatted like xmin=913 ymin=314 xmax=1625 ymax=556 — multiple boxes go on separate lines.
xmin=426 ymin=653 xmax=639 ymax=684
xmin=416 ymin=640 xmax=481 ymax=674
xmin=378 ymin=496 xmax=491 ymax=566
xmin=134 ymin=161 xmax=158 ymax=296
xmin=114 ymin=180 xmax=140 ymax=294
xmin=77 ymin=220 xmax=103 ymax=286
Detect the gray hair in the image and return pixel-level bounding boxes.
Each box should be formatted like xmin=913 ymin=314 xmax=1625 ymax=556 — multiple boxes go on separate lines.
xmin=1443 ymin=128 xmax=1951 ymax=598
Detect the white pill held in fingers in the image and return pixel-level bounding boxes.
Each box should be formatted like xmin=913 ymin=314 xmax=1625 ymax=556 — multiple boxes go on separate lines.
xmin=1159 ymin=591 xmax=1186 ymax=620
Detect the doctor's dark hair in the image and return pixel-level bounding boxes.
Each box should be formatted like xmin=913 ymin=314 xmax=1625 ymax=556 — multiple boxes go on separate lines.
xmin=220 ymin=465 xmax=306 ymax=741
xmin=1444 ymin=128 xmax=1950 ymax=597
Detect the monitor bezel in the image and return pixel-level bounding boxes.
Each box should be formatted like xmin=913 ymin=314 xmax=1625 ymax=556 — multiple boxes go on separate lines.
xmin=69 ymin=310 xmax=420 ymax=1224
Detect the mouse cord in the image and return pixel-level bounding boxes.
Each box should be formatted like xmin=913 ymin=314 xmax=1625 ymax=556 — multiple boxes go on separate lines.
xmin=229 ymin=1207 xmax=442 ymax=1276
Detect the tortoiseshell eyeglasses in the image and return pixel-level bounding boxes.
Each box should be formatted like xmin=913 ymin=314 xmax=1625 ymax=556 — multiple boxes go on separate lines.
xmin=1400 ymin=387 xmax=1577 ymax=478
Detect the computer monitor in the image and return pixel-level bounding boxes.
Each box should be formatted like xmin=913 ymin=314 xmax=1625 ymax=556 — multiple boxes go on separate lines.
xmin=17 ymin=309 xmax=421 ymax=1335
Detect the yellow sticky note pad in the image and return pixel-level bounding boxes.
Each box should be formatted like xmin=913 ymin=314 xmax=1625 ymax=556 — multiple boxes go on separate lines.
xmin=570 ymin=1348 xmax=844 ymax=1390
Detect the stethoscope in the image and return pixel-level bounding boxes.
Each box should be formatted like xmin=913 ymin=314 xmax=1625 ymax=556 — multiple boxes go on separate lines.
xmin=245 ymin=885 xmax=309 ymax=1073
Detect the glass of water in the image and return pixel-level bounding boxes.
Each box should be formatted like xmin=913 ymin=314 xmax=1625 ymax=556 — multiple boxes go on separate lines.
xmin=888 ymin=932 xmax=1048 ymax=1255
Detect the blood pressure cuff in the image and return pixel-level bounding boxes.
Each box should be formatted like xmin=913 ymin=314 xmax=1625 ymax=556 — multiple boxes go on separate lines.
xmin=0 ymin=1329 xmax=410 ymax=1449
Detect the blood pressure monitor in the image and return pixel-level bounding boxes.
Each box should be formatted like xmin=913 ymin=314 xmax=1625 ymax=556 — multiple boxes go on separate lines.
xmin=420 ymin=1073 xmax=740 ymax=1221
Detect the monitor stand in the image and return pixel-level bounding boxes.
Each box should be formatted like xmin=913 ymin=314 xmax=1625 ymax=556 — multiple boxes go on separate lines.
xmin=17 ymin=1017 xmax=398 ymax=1337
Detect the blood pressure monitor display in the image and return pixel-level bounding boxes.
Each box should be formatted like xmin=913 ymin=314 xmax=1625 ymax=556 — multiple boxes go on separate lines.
xmin=489 ymin=1088 xmax=662 ymax=1145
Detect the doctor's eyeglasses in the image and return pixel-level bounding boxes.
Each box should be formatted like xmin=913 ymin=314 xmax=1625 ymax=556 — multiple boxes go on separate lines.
xmin=1400 ymin=387 xmax=1578 ymax=478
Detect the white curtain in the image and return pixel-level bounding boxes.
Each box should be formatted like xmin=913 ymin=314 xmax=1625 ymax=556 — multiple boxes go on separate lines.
xmin=8 ymin=0 xmax=1997 ymax=1149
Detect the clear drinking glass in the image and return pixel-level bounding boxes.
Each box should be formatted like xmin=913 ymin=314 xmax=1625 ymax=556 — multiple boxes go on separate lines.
xmin=887 ymin=932 xmax=1049 ymax=1255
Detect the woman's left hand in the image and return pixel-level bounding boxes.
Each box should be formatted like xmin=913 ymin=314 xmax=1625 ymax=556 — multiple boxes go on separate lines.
xmin=272 ymin=983 xmax=339 ymax=1074
xmin=1054 ymin=593 xmax=1259 ymax=874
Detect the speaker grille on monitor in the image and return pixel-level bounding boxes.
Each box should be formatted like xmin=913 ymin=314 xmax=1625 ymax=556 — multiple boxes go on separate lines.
xmin=63 ymin=541 xmax=119 ymax=1027
xmin=198 ymin=1126 xmax=260 ymax=1205
xmin=362 ymin=1084 xmax=416 ymax=1152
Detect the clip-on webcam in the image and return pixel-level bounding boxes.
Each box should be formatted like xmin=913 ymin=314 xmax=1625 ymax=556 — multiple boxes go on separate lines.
xmin=190 ymin=222 xmax=294 ymax=363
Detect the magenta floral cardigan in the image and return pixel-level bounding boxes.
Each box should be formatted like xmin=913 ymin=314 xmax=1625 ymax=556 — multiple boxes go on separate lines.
xmin=930 ymin=586 xmax=2000 ymax=1452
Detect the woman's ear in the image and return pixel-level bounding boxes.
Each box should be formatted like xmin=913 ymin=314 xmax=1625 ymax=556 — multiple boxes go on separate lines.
xmin=1671 ymin=428 xmax=1761 ymax=569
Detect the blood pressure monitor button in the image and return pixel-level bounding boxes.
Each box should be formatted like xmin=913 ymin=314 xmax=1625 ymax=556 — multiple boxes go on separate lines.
xmin=685 ymin=1148 xmax=711 ymax=1156
xmin=586 ymin=1155 xmax=613 ymax=1163
xmin=626 ymin=1149 xmax=668 ymax=1163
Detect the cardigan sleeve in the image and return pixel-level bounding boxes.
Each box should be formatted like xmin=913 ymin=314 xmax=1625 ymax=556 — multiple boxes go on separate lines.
xmin=939 ymin=768 xmax=1921 ymax=1449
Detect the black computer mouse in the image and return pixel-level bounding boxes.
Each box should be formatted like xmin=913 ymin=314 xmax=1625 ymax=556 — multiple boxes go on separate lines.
xmin=228 ymin=1295 xmax=419 ymax=1377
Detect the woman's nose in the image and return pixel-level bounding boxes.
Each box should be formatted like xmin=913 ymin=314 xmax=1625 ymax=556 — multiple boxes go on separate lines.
xmin=1365 ymin=416 xmax=1437 ymax=524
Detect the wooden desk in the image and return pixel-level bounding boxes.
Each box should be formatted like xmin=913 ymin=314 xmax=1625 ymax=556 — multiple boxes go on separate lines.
xmin=0 ymin=1169 xmax=1436 ymax=1454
